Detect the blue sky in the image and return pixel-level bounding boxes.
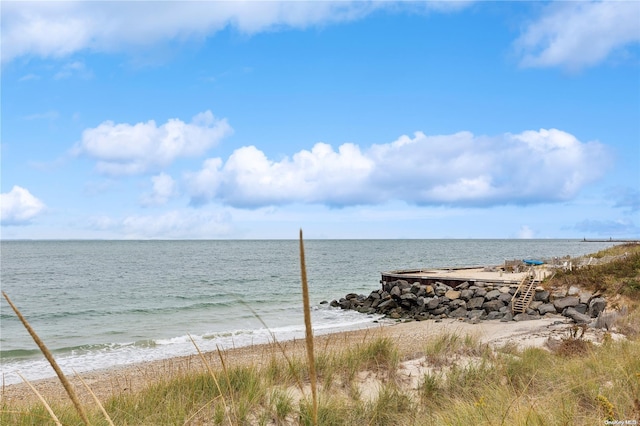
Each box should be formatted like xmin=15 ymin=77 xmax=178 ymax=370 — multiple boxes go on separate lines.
xmin=1 ymin=1 xmax=639 ymax=239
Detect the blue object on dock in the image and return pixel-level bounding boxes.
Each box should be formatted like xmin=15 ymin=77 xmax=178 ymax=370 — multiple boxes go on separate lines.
xmin=523 ymin=259 xmax=544 ymax=265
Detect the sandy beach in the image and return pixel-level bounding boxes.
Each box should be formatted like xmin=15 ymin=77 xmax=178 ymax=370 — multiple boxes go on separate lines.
xmin=1 ymin=315 xmax=592 ymax=408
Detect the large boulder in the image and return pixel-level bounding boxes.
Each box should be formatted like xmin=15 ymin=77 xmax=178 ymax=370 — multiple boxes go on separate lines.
xmin=485 ymin=290 xmax=501 ymax=301
xmin=467 ymin=297 xmax=485 ymax=310
xmin=377 ymin=299 xmax=398 ymax=311
xmin=449 ymin=307 xmax=468 ymax=318
xmin=390 ymin=286 xmax=401 ymax=298
xmin=537 ymin=303 xmax=557 ymax=315
xmin=553 ymin=296 xmax=580 ymax=311
xmin=384 ymin=279 xmax=408 ymax=292
xmin=425 ymin=297 xmax=441 ymax=310
xmin=369 ymin=291 xmax=381 ymax=300
xmin=501 ymin=312 xmax=514 ymax=322
xmin=449 ymin=299 xmax=467 ymax=310
xmin=457 ymin=281 xmax=471 ymax=290
xmin=467 ymin=309 xmax=485 ymax=320
xmin=339 ymin=299 xmax=351 ymax=309
xmin=482 ymin=300 xmax=505 ymax=312
xmin=564 ymin=307 xmax=592 ymax=324
xmin=534 ymin=290 xmax=550 ymax=303
xmin=588 ymin=297 xmax=606 ymax=318
xmin=400 ymin=293 xmax=418 ymax=303
xmin=498 ymin=293 xmax=513 ymax=303
xmin=431 ymin=307 xmax=447 ymax=316
xmin=486 ymin=311 xmax=504 ymax=320
xmin=434 ymin=282 xmax=451 ymax=296
xmin=460 ymin=289 xmax=475 ymax=301
xmin=529 ymin=301 xmax=543 ymax=311
xmin=410 ymin=283 xmax=423 ymax=295
xmin=474 ymin=288 xmax=487 ymax=298
xmin=573 ymin=304 xmax=588 ymax=314
xmin=513 ymin=313 xmax=539 ymax=322
xmin=445 ymin=290 xmax=461 ymax=300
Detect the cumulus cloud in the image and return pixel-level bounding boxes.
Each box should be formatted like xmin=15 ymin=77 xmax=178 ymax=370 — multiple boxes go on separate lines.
xmin=186 ymin=142 xmax=375 ymax=207
xmin=74 ymin=111 xmax=232 ymax=176
xmin=1 ymin=1 xmax=380 ymax=63
xmin=185 ymin=128 xmax=610 ymax=208
xmin=140 ymin=173 xmax=177 ymax=207
xmin=1 ymin=186 xmax=46 ymax=225
xmin=515 ymin=1 xmax=640 ymax=70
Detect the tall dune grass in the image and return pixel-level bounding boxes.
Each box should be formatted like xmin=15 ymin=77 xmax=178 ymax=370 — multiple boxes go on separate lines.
xmin=2 ymin=331 xmax=638 ymax=425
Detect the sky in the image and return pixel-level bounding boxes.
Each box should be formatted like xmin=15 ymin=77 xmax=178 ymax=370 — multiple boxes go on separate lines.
xmin=1 ymin=0 xmax=639 ymax=240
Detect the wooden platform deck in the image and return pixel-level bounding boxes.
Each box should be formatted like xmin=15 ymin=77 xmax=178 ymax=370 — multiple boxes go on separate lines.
xmin=380 ymin=266 xmax=551 ymax=289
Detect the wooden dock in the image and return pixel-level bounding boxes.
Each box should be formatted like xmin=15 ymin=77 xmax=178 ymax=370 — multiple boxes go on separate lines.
xmin=380 ymin=266 xmax=551 ymax=289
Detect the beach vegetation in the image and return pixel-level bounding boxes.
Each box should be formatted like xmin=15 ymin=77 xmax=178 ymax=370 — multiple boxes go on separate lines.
xmin=549 ymin=242 xmax=640 ymax=300
xmin=3 ymin=327 xmax=638 ymax=425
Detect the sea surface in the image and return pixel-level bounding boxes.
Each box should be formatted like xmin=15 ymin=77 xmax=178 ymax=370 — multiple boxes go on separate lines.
xmin=0 ymin=239 xmax=616 ymax=385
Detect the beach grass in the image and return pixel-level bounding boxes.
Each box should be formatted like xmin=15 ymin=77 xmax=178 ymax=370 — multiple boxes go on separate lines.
xmin=2 ymin=332 xmax=638 ymax=425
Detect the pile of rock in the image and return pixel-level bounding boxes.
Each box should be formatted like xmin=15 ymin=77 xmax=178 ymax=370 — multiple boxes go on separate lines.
xmin=330 ymin=281 xmax=606 ymax=324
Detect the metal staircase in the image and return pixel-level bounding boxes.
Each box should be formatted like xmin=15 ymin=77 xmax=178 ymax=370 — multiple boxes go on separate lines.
xmin=511 ymin=268 xmax=538 ymax=314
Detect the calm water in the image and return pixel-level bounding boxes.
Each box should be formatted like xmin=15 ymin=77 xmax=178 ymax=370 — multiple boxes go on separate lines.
xmin=0 ymin=239 xmax=615 ymax=385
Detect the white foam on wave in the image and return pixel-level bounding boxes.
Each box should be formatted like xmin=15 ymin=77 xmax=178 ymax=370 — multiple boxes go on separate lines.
xmin=1 ymin=307 xmax=385 ymax=386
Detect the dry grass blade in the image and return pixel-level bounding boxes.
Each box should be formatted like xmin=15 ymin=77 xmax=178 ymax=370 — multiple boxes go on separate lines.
xmin=215 ymin=344 xmax=238 ymax=425
xmin=187 ymin=334 xmax=232 ymax=426
xmin=299 ymin=229 xmax=318 ymax=426
xmin=183 ymin=395 xmax=222 ymax=426
xmin=17 ymin=373 xmax=62 ymax=426
xmin=72 ymin=368 xmax=115 ymax=426
xmin=2 ymin=292 xmax=91 ymax=425
xmin=237 ymin=299 xmax=305 ymax=392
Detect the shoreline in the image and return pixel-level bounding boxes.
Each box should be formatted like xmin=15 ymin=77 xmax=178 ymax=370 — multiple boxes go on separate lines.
xmin=1 ymin=316 xmax=581 ymax=407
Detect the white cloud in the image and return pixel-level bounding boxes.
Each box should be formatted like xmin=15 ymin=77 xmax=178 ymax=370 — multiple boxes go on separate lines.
xmin=1 ymin=186 xmax=46 ymax=225
xmin=1 ymin=1 xmax=382 ymax=63
xmin=75 ymin=110 xmax=232 ymax=176
xmin=515 ymin=1 xmax=640 ymax=70
xmin=140 ymin=173 xmax=177 ymax=207
xmin=1 ymin=1 xmax=479 ymax=63
xmin=121 ymin=209 xmax=233 ymax=239
xmin=185 ymin=128 xmax=610 ymax=208
xmin=186 ymin=142 xmax=375 ymax=207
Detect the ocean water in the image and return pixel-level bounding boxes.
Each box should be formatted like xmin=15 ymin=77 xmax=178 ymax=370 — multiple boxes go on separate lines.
xmin=0 ymin=239 xmax=616 ymax=385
